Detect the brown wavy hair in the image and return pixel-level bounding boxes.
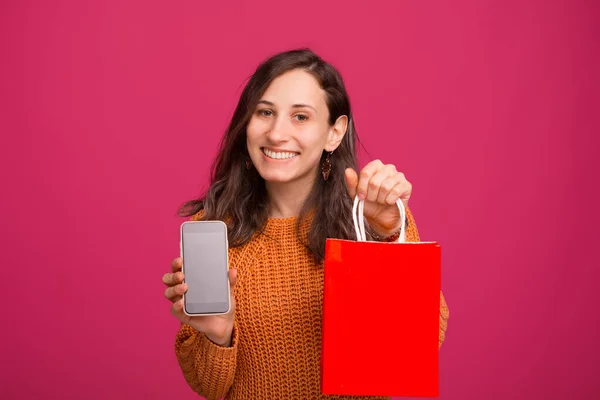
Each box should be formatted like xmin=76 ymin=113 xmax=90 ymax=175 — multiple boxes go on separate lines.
xmin=178 ymin=48 xmax=366 ymax=263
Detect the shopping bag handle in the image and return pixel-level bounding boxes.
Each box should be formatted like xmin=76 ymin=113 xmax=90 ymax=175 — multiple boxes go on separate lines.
xmin=352 ymin=196 xmax=406 ymax=243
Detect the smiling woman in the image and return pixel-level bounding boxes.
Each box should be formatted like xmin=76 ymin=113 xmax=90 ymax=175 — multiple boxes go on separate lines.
xmin=176 ymin=49 xmax=364 ymax=258
xmin=161 ymin=48 xmax=450 ymax=400
xmin=246 ymin=69 xmax=348 ymax=215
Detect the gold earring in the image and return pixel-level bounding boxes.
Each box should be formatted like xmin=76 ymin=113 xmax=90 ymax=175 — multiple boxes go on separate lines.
xmin=322 ymin=151 xmax=333 ymax=180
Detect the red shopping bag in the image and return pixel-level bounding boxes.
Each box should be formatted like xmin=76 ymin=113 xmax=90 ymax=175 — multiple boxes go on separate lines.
xmin=321 ymin=198 xmax=441 ymax=397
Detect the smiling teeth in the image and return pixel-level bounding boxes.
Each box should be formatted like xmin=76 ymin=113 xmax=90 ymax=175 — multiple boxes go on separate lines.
xmin=263 ymin=149 xmax=298 ymax=159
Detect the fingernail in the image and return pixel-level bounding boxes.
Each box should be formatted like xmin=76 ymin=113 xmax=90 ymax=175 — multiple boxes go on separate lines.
xmin=358 ymin=193 xmax=365 ymax=200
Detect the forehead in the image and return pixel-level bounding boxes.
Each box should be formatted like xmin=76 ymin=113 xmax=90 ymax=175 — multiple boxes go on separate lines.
xmin=261 ymin=69 xmax=327 ymax=108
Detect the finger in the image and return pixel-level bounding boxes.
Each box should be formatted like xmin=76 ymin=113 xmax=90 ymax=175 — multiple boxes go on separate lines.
xmin=376 ymin=170 xmax=404 ymax=204
xmin=356 ymin=160 xmax=384 ymax=200
xmin=172 ymin=257 xmax=182 ymax=273
xmin=229 ymin=269 xmax=238 ymax=288
xmin=344 ymin=168 xmax=359 ymax=199
xmin=162 ymin=271 xmax=184 ymax=286
xmin=170 ymin=298 xmax=185 ymax=320
xmin=377 ymin=176 xmax=401 ymax=204
xmin=165 ymin=282 xmax=187 ymax=302
xmin=366 ymin=171 xmax=389 ymax=203
xmin=365 ymin=164 xmax=395 ymax=202
xmin=384 ymin=181 xmax=412 ymax=206
xmin=164 ymin=283 xmax=188 ymax=302
xmin=169 ymin=294 xmax=183 ymax=305
xmin=172 ymin=298 xmax=195 ymax=327
xmin=392 ymin=172 xmax=411 ymax=205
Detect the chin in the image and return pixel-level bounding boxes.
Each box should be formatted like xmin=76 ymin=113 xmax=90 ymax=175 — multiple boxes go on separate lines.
xmin=258 ymin=171 xmax=296 ymax=183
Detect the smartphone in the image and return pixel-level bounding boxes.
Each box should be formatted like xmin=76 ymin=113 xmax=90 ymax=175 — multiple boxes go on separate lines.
xmin=180 ymin=220 xmax=230 ymax=316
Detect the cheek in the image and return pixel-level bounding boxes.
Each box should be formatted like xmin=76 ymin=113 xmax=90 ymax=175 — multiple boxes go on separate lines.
xmin=246 ymin=119 xmax=257 ymax=140
xmin=298 ymin=134 xmax=329 ymax=167
xmin=245 ymin=121 xmax=263 ymax=148
xmin=299 ymin=126 xmax=329 ymax=151
xmin=246 ymin=116 xmax=271 ymax=137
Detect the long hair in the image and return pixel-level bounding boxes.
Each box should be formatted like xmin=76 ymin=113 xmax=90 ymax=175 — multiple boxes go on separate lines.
xmin=178 ymin=48 xmax=363 ymax=263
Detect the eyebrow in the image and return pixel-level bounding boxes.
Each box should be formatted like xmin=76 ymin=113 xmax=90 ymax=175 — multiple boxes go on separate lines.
xmin=257 ymin=100 xmax=317 ymax=113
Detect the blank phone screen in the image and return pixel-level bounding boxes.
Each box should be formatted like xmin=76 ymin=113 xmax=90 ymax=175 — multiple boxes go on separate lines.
xmin=181 ymin=222 xmax=229 ymax=314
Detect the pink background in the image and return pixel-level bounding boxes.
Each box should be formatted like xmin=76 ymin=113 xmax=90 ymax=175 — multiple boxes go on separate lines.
xmin=1 ymin=0 xmax=598 ymax=399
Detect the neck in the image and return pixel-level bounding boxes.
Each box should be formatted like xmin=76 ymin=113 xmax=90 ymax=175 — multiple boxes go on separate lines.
xmin=265 ymin=172 xmax=318 ymax=218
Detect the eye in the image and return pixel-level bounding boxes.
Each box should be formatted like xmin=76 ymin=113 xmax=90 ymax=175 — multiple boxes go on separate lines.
xmin=294 ymin=114 xmax=309 ymax=122
xmin=257 ymin=109 xmax=273 ymax=117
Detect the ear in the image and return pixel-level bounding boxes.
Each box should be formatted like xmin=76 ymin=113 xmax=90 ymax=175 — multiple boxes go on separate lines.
xmin=325 ymin=115 xmax=348 ymax=152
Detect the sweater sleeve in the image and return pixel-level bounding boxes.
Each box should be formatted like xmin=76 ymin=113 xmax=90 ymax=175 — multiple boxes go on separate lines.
xmin=174 ymin=321 xmax=239 ymax=400
xmin=405 ymin=206 xmax=450 ymax=350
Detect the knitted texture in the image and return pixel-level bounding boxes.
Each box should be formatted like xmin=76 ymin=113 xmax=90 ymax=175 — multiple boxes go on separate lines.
xmin=175 ymin=207 xmax=450 ymax=400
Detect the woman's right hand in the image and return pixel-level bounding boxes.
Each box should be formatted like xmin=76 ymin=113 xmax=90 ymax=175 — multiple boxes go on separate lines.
xmin=163 ymin=257 xmax=238 ymax=347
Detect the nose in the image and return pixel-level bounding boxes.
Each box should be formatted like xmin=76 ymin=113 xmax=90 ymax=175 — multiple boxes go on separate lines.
xmin=266 ymin=115 xmax=290 ymax=143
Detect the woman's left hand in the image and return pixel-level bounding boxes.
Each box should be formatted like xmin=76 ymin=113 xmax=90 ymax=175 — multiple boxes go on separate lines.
xmin=345 ymin=160 xmax=412 ymax=237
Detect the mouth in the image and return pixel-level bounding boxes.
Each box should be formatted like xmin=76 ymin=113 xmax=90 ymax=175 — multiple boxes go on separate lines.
xmin=261 ymin=148 xmax=299 ymax=160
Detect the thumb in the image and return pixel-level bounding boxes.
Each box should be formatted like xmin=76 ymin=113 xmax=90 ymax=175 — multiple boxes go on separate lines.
xmin=345 ymin=168 xmax=358 ymax=199
xmin=228 ymin=268 xmax=238 ymax=289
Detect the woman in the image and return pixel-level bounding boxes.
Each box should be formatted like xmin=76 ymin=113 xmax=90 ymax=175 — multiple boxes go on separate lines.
xmin=162 ymin=48 xmax=450 ymax=400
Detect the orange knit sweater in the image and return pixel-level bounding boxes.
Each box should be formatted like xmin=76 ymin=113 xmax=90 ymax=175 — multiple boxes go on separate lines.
xmin=174 ymin=208 xmax=449 ymax=400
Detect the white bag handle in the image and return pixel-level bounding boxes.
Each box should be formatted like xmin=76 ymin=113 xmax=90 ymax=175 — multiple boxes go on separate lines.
xmin=352 ymin=196 xmax=406 ymax=243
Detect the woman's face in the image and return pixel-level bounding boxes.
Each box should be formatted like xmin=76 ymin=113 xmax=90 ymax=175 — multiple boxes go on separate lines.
xmin=246 ymin=69 xmax=346 ymax=186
